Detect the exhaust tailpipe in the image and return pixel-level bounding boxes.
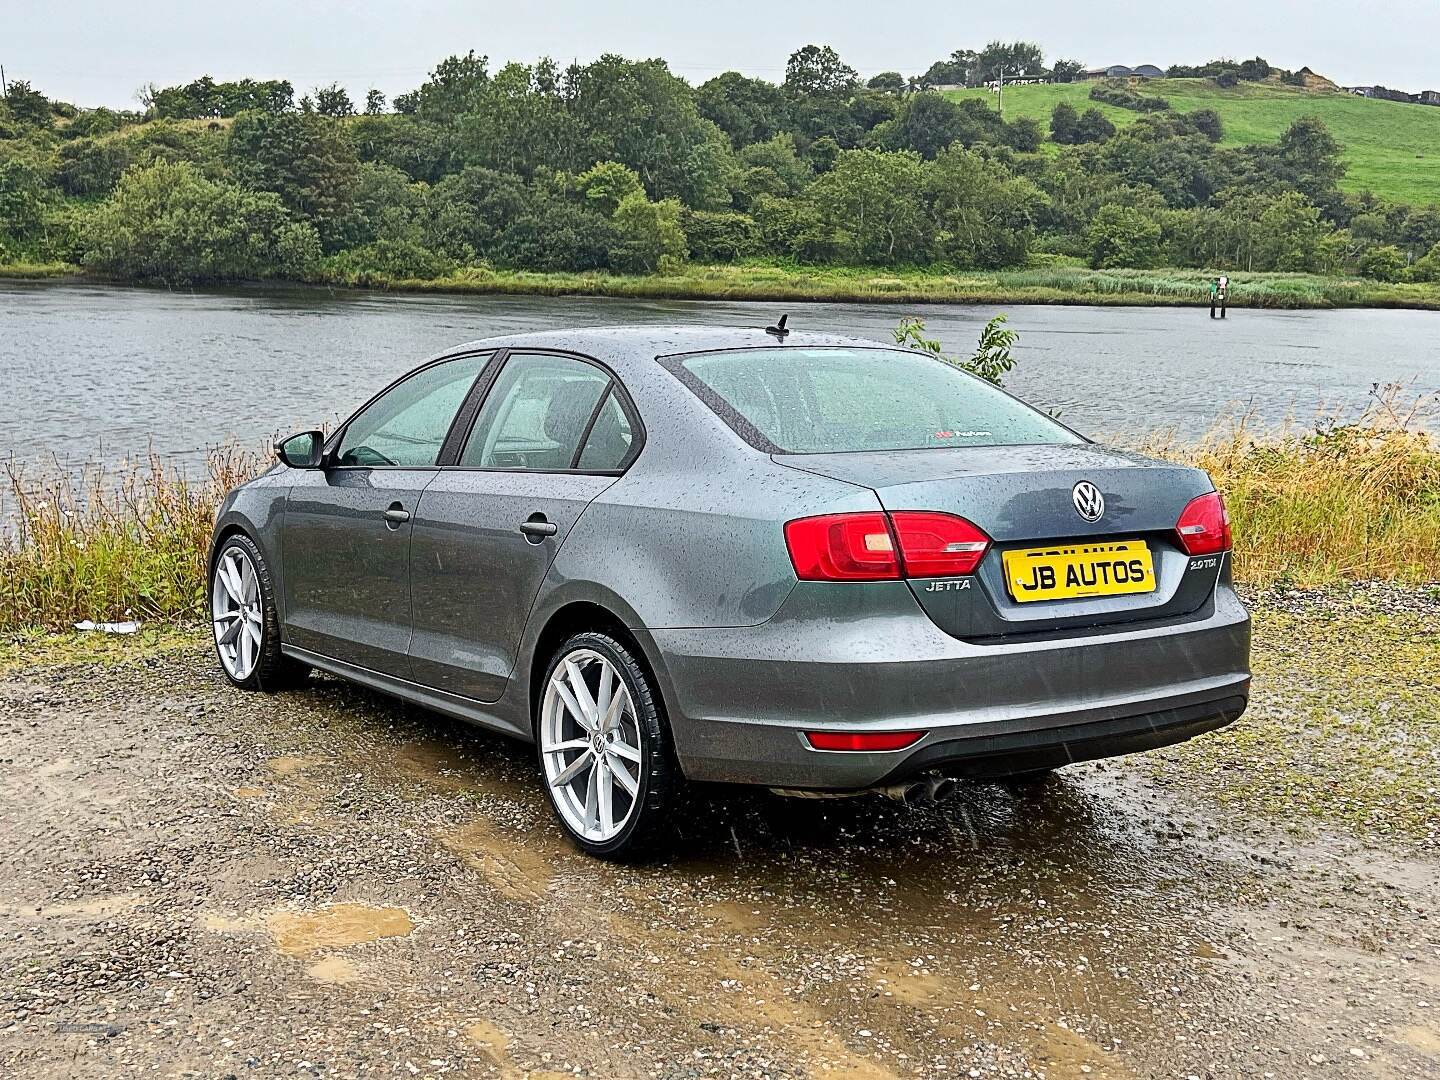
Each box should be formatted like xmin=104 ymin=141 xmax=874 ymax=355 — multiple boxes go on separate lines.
xmin=877 ymin=774 xmax=958 ymax=805
xmin=770 ymin=773 xmax=959 ymax=805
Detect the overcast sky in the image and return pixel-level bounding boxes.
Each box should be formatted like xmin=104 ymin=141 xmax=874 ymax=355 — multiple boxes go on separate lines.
xmin=8 ymin=0 xmax=1440 ymax=109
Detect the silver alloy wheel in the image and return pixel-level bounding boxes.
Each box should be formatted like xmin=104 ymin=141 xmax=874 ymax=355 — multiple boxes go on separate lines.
xmin=212 ymin=546 xmax=264 ymax=681
xmin=540 ymin=649 xmax=644 ymax=843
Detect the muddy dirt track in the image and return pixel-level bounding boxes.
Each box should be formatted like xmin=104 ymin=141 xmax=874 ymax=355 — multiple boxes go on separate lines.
xmin=1 ymin=593 xmax=1438 ymax=1078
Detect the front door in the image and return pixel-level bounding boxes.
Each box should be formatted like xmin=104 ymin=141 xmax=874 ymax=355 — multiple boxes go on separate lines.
xmin=407 ymin=352 xmax=639 ymax=702
xmin=281 ymin=352 xmax=490 ymax=676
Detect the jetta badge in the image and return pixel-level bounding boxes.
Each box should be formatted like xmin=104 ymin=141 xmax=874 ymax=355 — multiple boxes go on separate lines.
xmin=1072 ymin=481 xmax=1105 ymax=522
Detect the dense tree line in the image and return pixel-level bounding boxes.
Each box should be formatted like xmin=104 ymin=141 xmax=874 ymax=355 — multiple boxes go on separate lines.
xmin=3 ymin=46 xmax=1440 ymax=285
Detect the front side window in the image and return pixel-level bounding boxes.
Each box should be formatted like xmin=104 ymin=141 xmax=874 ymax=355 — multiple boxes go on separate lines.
xmin=667 ymin=347 xmax=1080 ymax=454
xmin=460 ymin=353 xmax=612 ymax=470
xmin=336 ymin=354 xmax=488 ymax=467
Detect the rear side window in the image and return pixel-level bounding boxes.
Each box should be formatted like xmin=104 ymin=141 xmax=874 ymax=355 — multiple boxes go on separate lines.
xmin=460 ymin=353 xmax=612 ymax=470
xmin=576 ymin=389 xmax=635 ymax=470
xmin=666 ymin=347 xmax=1079 ymax=454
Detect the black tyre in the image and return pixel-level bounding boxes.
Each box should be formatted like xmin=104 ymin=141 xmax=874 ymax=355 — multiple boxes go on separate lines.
xmin=208 ymin=532 xmax=310 ymax=692
xmin=535 ymin=631 xmax=675 ymax=860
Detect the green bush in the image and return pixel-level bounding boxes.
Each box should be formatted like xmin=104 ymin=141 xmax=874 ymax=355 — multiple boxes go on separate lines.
xmin=493 ymin=202 xmax=615 ymax=272
xmin=84 ymin=161 xmax=320 ymax=283
xmin=681 ymin=209 xmax=759 ymax=261
xmin=1408 ymin=240 xmax=1440 ymax=282
xmin=1359 ymin=244 xmax=1408 ymax=282
xmin=1085 ymin=204 xmax=1164 ymax=269
xmin=611 ymin=193 xmax=687 ymax=272
xmin=327 ymin=237 xmax=453 ymax=282
xmin=1088 ymin=82 xmax=1169 ymax=113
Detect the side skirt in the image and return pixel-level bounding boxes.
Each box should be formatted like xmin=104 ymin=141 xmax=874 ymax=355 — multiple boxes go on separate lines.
xmin=282 ymin=644 xmax=531 ymax=742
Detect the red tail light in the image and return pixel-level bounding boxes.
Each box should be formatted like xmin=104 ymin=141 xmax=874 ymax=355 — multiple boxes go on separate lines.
xmin=784 ymin=512 xmax=900 ymax=580
xmin=806 ymin=730 xmax=925 ymax=751
xmin=785 ymin=511 xmax=991 ymax=581
xmin=890 ymin=511 xmax=991 ymax=577
xmin=1175 ymin=491 xmax=1232 ymax=556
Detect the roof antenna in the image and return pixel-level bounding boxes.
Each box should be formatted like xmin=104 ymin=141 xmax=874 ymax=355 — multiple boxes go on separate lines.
xmin=764 ymin=313 xmax=790 ymax=341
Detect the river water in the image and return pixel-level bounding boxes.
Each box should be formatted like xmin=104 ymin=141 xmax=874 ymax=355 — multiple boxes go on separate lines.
xmin=3 ymin=280 xmax=1438 ymax=474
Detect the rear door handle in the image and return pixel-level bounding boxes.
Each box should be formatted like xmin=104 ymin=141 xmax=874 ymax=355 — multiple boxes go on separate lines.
xmin=384 ymin=504 xmax=411 ymax=527
xmin=519 ymin=520 xmax=558 ymax=538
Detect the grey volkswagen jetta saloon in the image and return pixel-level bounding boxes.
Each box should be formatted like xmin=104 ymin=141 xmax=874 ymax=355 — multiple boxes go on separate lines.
xmin=209 ymin=326 xmax=1250 ymax=857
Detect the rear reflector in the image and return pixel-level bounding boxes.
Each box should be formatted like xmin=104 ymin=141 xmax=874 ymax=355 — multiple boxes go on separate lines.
xmin=1175 ymin=491 xmax=1232 ymax=556
xmin=805 ymin=730 xmax=925 ymax=752
xmin=785 ymin=511 xmax=990 ymax=581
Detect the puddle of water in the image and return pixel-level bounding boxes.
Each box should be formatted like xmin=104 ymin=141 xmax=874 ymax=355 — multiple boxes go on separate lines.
xmin=306 ymin=955 xmax=360 ymax=984
xmin=392 ymin=739 xmax=476 ymax=792
xmin=465 ymin=1021 xmax=573 ymax=1080
xmin=442 ymin=819 xmax=558 ymax=903
xmin=387 ymin=736 xmax=534 ymax=801
xmin=1401 ymin=1023 xmax=1440 ymax=1056
xmin=26 ymin=893 xmax=147 ymax=919
xmin=267 ymin=754 xmax=326 ymax=777
xmin=266 ymin=903 xmax=413 ymax=956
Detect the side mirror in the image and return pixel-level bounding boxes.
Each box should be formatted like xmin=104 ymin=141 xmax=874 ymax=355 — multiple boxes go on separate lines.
xmin=276 ymin=430 xmax=325 ymax=470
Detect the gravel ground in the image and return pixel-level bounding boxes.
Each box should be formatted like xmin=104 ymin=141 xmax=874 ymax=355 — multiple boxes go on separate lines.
xmin=1 ymin=587 xmax=1437 ymax=1079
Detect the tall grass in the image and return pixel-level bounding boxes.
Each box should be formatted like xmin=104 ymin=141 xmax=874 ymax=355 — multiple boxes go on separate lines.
xmin=1 ymin=448 xmax=262 ymax=633
xmin=1 ymin=401 xmax=1436 ymax=634
xmin=1142 ymin=389 xmax=1440 ymax=585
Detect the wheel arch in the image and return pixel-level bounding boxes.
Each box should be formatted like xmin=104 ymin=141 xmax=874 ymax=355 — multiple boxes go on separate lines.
xmin=524 ymin=597 xmax=674 ymax=740
xmin=209 ymin=505 xmax=287 ymax=621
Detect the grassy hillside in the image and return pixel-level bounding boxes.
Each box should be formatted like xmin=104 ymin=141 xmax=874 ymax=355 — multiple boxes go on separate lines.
xmin=947 ymin=78 xmax=1440 ymax=205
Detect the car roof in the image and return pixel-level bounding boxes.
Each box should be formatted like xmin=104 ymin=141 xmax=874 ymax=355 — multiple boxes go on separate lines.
xmin=445 ymin=325 xmax=895 ymax=366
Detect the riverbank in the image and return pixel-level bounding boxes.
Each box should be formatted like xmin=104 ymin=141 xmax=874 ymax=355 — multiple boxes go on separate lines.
xmin=10 ymin=259 xmax=1440 ymax=310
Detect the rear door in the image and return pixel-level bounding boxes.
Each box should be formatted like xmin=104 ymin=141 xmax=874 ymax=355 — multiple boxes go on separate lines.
xmin=281 ymin=352 xmax=490 ymax=676
xmin=406 ymin=351 xmax=640 ymax=702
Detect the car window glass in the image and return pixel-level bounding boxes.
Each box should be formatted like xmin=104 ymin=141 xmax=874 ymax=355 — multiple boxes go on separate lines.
xmin=675 ymin=348 xmax=1080 ymax=453
xmin=576 ymin=390 xmax=634 ymax=470
xmin=336 ymin=354 xmax=487 ymax=467
xmin=460 ymin=354 xmax=610 ymax=470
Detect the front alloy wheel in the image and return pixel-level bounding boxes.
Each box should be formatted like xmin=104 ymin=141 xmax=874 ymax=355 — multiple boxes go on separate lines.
xmin=208 ymin=533 xmax=308 ymax=692
xmin=212 ymin=545 xmax=265 ymax=682
xmin=538 ymin=634 xmax=672 ymax=858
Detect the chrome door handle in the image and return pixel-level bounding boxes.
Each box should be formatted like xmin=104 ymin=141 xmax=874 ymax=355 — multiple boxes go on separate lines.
xmin=384 ymin=505 xmax=411 ymax=526
xmin=519 ymin=520 xmax=558 ymax=538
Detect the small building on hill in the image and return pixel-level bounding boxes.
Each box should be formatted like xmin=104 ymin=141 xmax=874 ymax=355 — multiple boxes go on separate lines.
xmin=1345 ymin=84 xmax=1415 ymax=103
xmin=1419 ymin=90 xmax=1440 ymax=105
xmin=1079 ymin=64 xmax=1162 ymax=80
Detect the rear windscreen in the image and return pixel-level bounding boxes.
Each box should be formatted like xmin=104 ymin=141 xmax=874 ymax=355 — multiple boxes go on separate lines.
xmin=666 ymin=347 xmax=1081 ymax=454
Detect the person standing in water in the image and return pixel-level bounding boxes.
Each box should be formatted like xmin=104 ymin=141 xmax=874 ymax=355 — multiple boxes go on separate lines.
xmin=1210 ymin=275 xmax=1229 ymax=319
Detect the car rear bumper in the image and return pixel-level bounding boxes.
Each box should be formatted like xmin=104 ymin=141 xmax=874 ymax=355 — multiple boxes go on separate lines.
xmin=651 ymin=581 xmax=1251 ymax=789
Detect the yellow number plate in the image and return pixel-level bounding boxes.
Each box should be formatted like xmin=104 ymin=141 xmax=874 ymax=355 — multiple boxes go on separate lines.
xmin=1002 ymin=540 xmax=1156 ymax=603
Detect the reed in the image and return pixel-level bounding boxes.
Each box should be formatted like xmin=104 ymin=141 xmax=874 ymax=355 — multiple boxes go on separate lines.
xmin=1139 ymin=389 xmax=1440 ymax=585
xmin=1 ymin=447 xmax=263 ymax=633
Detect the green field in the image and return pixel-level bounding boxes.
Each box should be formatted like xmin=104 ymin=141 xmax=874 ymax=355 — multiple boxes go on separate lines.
xmin=948 ymin=78 xmax=1440 ymax=206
